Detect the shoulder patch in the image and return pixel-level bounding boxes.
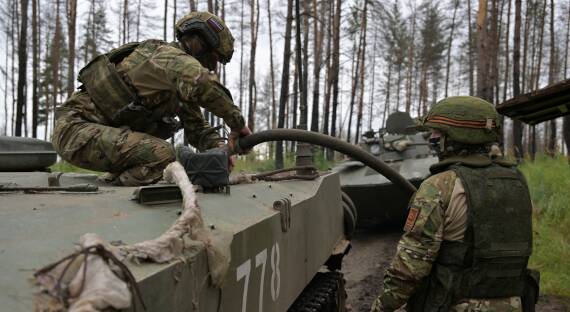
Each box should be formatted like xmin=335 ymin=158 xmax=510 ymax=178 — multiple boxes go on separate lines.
xmin=207 ymin=18 xmax=224 ymax=33
xmin=404 ymin=207 xmax=420 ymax=232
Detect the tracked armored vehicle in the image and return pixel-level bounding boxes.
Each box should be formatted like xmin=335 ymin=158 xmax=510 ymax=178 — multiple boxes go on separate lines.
xmin=0 ymin=133 xmax=414 ymax=312
xmin=334 ymin=112 xmax=438 ymax=226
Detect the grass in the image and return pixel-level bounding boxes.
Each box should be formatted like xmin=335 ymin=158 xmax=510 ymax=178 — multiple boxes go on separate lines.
xmin=50 ymin=161 xmax=102 ymax=174
xmin=519 ymin=155 xmax=570 ymax=297
xmin=233 ymin=150 xmax=336 ymax=172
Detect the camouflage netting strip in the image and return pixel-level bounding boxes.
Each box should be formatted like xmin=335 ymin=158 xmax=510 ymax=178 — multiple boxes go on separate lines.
xmin=118 ymin=161 xmax=232 ymax=288
xmin=34 ymin=162 xmax=233 ymax=311
xmin=34 ymin=234 xmax=132 ymax=312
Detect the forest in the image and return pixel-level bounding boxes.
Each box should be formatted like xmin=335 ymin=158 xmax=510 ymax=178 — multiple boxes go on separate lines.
xmin=1 ymin=0 xmax=570 ymax=164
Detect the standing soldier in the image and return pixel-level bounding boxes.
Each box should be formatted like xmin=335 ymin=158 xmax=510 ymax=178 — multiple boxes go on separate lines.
xmin=52 ymin=12 xmax=251 ymax=186
xmin=371 ymin=96 xmax=538 ymax=312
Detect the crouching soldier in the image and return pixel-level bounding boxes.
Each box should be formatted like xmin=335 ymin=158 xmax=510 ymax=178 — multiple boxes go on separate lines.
xmin=52 ymin=12 xmax=251 ymax=186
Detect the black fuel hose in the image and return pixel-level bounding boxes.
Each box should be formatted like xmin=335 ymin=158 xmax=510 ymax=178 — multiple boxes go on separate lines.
xmin=235 ymin=129 xmax=417 ymax=195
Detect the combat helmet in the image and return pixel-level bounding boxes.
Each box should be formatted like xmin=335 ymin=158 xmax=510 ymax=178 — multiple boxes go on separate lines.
xmin=175 ymin=12 xmax=235 ymax=64
xmin=422 ymin=96 xmax=501 ymax=144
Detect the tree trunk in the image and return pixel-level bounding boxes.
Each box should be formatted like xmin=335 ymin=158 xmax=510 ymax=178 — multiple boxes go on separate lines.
xmin=547 ymin=0 xmax=556 ymax=155
xmin=527 ymin=3 xmax=538 ymax=92
xmin=477 ymin=0 xmax=493 ymax=102
xmin=328 ymin=0 xmax=341 ymax=159
xmin=521 ymin=0 xmax=531 ymax=93
xmin=534 ymin=0 xmax=547 ymax=91
xmin=383 ymin=62 xmax=393 ymax=128
xmin=50 ymin=0 xmax=62 ymax=139
xmin=502 ymin=0 xmax=512 ymax=103
xmin=513 ymin=0 xmax=524 ymax=160
xmin=31 ymin=0 xmax=38 ymax=137
xmin=163 ymin=0 xmax=168 ymax=41
xmin=15 ymin=0 xmax=29 ymax=136
xmin=468 ymin=0 xmax=475 ymax=96
xmin=562 ymin=0 xmax=570 ymax=156
xmin=266 ymin=0 xmax=276 ymax=130
xmin=530 ymin=0 xmax=547 ymax=159
xmin=368 ymin=25 xmax=379 ymax=129
xmin=189 ymin=0 xmax=196 ymax=11
xmin=135 ymin=0 xmax=141 ymax=41
xmin=444 ymin=0 xmax=459 ymax=98
xmin=347 ymin=36 xmax=360 ymax=143
xmin=66 ymin=0 xmax=77 ymax=97
xmin=10 ymin=1 xmax=17 ymax=135
xmin=493 ymin=0 xmax=505 ymax=104
xmin=405 ymin=3 xmax=417 ymax=113
xmin=297 ymin=0 xmax=308 ymax=130
xmin=239 ymin=0 xmax=244 ymax=111
xmin=323 ymin=0 xmax=333 ymax=137
xmin=173 ymin=0 xmax=177 ymax=41
xmin=310 ymin=0 xmax=324 ymax=132
xmin=122 ymin=0 xmax=128 ymax=44
xmin=292 ymin=54 xmax=299 ymax=130
xmin=247 ymin=0 xmax=260 ymax=132
xmin=355 ymin=0 xmax=368 ymax=145
xmin=266 ymin=0 xmax=276 ymax=156
xmin=275 ymin=0 xmax=293 ymax=169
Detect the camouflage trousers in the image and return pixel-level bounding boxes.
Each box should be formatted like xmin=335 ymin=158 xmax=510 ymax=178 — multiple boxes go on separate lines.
xmin=52 ymin=93 xmax=175 ymax=186
xmin=370 ymin=297 xmax=522 ymax=312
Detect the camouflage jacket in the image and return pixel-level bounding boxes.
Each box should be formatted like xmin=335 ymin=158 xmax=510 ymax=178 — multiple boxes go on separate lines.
xmin=371 ymin=167 xmax=522 ymax=312
xmin=60 ymin=39 xmax=245 ymax=150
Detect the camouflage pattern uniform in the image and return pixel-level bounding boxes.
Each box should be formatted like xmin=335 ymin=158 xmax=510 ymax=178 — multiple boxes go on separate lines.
xmin=370 ymin=165 xmax=522 ymax=312
xmin=371 ymin=96 xmax=532 ymax=312
xmin=53 ymin=40 xmax=244 ymax=186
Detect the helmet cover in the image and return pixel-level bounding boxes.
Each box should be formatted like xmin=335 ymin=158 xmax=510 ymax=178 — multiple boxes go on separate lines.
xmin=422 ymin=96 xmax=501 ymax=144
xmin=175 ymin=12 xmax=235 ymax=64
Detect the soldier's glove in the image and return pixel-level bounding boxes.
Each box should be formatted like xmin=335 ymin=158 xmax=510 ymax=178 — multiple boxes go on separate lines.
xmin=228 ymin=126 xmax=252 ymax=155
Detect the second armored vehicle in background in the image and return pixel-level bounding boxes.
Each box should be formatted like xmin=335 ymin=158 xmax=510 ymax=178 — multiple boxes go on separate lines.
xmin=334 ymin=112 xmax=438 ymax=226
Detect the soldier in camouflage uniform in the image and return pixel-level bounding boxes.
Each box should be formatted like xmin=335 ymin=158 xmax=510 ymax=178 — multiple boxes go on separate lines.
xmin=371 ymin=96 xmax=538 ymax=312
xmin=52 ymin=12 xmax=251 ymax=186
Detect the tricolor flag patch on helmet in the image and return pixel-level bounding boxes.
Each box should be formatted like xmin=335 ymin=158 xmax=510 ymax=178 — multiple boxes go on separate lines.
xmin=207 ymin=17 xmax=224 ymax=32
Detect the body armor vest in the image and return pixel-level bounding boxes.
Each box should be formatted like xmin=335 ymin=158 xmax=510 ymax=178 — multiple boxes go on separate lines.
xmin=77 ymin=40 xmax=181 ymax=138
xmin=408 ymin=160 xmax=533 ymax=312
xmin=78 ymin=42 xmax=141 ymax=122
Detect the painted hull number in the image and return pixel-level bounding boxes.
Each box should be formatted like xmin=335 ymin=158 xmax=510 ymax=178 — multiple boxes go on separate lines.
xmin=236 ymin=242 xmax=281 ymax=312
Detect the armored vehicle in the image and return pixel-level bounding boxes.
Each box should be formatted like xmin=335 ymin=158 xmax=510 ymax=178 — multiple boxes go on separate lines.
xmin=334 ymin=112 xmax=438 ymax=226
xmin=0 ymin=133 xmax=413 ymax=312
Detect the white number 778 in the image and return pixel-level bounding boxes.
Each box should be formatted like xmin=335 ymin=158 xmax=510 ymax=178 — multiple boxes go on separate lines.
xmin=236 ymin=243 xmax=281 ymax=312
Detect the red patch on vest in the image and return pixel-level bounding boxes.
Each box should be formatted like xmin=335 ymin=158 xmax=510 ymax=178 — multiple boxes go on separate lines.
xmin=207 ymin=18 xmax=224 ymax=33
xmin=404 ymin=208 xmax=420 ymax=231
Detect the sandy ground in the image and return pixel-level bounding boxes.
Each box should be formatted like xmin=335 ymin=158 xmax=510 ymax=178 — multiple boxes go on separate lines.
xmin=342 ymin=225 xmax=570 ymax=312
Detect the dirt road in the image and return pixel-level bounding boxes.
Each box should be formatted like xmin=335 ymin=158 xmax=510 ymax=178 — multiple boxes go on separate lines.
xmin=343 ymin=226 xmax=569 ymax=312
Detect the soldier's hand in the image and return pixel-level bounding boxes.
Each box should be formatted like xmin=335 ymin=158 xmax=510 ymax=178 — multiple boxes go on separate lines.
xmin=228 ymin=126 xmax=252 ymax=155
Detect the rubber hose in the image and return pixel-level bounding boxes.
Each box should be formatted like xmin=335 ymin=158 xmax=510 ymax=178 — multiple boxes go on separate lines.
xmin=236 ymin=129 xmax=417 ymax=195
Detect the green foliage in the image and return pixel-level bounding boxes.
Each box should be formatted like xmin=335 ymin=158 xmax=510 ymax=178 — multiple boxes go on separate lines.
xmin=520 ymin=155 xmax=570 ymax=297
xmin=233 ymin=150 xmax=335 ymax=173
xmin=419 ymin=3 xmax=446 ymax=73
